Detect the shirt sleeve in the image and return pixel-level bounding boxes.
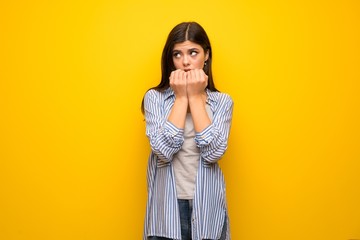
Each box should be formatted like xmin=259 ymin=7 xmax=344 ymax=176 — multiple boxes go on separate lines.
xmin=194 ymin=93 xmax=234 ymax=165
xmin=144 ymin=90 xmax=184 ymax=164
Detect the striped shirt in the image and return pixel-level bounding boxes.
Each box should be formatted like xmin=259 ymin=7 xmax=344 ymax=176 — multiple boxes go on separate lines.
xmin=143 ymin=87 xmax=234 ymax=240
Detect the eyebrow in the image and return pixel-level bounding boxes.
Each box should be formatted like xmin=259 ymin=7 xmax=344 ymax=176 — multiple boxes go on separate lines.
xmin=188 ymin=48 xmax=200 ymax=51
xmin=172 ymin=47 xmax=200 ymax=52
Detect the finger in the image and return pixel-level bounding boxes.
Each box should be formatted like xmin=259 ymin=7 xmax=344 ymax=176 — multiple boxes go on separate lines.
xmin=177 ymin=70 xmax=182 ymax=83
xmin=200 ymin=69 xmax=207 ymax=82
xmin=176 ymin=70 xmax=182 ymax=81
xmin=182 ymin=70 xmax=187 ymax=83
xmin=183 ymin=71 xmax=187 ymax=84
xmin=195 ymin=69 xmax=201 ymax=82
xmin=184 ymin=71 xmax=189 ymax=83
xmin=187 ymin=70 xmax=192 ymax=83
xmin=169 ymin=71 xmax=175 ymax=85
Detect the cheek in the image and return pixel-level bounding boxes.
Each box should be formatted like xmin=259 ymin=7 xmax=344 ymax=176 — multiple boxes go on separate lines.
xmin=194 ymin=59 xmax=205 ymax=68
xmin=173 ymin=59 xmax=182 ymax=69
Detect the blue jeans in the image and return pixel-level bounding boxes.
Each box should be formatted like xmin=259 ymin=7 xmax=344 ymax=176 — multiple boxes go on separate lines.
xmin=148 ymin=199 xmax=227 ymax=240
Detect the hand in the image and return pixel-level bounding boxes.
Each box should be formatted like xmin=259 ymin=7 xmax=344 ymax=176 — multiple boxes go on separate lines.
xmin=169 ymin=69 xmax=187 ymax=99
xmin=186 ymin=69 xmax=208 ymax=97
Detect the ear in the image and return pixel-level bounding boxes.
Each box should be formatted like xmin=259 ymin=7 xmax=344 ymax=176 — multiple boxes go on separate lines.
xmin=205 ymin=50 xmax=209 ymax=62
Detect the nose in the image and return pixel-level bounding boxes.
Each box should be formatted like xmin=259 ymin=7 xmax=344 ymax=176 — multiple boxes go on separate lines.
xmin=182 ymin=54 xmax=190 ymax=67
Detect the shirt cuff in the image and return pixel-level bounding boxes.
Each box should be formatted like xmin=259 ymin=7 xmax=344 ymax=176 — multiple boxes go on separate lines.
xmin=164 ymin=120 xmax=184 ymax=138
xmin=195 ymin=124 xmax=213 ymax=146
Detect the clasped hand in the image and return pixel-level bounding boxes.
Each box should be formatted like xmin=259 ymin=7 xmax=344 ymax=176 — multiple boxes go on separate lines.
xmin=169 ymin=69 xmax=208 ymax=98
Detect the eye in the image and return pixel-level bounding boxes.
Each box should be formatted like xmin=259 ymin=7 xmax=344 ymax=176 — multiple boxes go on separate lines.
xmin=173 ymin=52 xmax=181 ymax=58
xmin=190 ymin=50 xmax=198 ymax=56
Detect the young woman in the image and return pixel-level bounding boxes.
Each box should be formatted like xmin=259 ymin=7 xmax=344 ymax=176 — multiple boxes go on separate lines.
xmin=142 ymin=22 xmax=233 ymax=240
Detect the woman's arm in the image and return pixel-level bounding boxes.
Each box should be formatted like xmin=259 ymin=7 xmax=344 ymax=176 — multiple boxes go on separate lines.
xmin=194 ymin=93 xmax=234 ymax=165
xmin=167 ymin=69 xmax=188 ymax=129
xmin=186 ymin=69 xmax=234 ymax=164
xmin=187 ymin=69 xmax=211 ymax=132
xmin=144 ymin=90 xmax=185 ymax=163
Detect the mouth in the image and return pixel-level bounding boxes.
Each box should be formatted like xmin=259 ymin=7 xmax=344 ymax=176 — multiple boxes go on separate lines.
xmin=184 ymin=69 xmax=191 ymax=72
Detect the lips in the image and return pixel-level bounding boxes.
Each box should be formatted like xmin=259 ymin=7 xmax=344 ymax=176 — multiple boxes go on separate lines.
xmin=184 ymin=69 xmax=191 ymax=72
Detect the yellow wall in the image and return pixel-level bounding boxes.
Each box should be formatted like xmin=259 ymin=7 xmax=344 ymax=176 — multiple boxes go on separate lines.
xmin=1 ymin=0 xmax=359 ymax=239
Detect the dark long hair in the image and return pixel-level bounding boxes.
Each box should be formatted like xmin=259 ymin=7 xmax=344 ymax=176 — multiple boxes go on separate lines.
xmin=141 ymin=22 xmax=219 ymax=113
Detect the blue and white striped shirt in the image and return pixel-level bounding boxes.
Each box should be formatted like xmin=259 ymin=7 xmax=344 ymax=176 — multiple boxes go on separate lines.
xmin=143 ymin=87 xmax=234 ymax=240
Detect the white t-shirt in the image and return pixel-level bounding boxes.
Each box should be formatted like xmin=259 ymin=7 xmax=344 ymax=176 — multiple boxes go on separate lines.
xmin=172 ymin=104 xmax=213 ymax=199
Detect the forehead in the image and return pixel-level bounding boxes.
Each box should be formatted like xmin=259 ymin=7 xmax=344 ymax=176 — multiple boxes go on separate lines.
xmin=173 ymin=40 xmax=203 ymax=51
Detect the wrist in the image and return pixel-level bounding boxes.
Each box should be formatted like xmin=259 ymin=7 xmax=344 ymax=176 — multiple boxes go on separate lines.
xmin=188 ymin=95 xmax=203 ymax=106
xmin=188 ymin=91 xmax=204 ymax=100
xmin=176 ymin=95 xmax=189 ymax=103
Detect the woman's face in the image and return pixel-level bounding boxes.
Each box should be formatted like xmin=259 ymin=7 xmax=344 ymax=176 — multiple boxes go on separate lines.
xmin=172 ymin=40 xmax=209 ymax=72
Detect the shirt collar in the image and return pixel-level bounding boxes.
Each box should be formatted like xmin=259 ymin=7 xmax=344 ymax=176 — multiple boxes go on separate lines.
xmin=205 ymin=88 xmax=218 ymax=105
xmin=163 ymin=87 xmax=175 ymax=101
